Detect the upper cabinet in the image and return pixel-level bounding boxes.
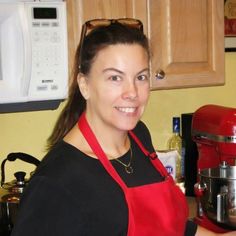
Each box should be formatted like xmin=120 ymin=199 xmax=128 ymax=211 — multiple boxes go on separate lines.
xmin=147 ymin=0 xmax=225 ymax=90
xmin=66 ymin=0 xmax=225 ymax=90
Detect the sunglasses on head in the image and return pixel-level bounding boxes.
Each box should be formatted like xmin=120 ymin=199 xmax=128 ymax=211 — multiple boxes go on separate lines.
xmin=78 ymin=18 xmax=144 ymax=71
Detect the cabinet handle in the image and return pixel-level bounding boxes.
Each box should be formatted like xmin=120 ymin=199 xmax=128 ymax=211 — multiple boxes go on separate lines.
xmin=155 ymin=69 xmax=165 ymax=80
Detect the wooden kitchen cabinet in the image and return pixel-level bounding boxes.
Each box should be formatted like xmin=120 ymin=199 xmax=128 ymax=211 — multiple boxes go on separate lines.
xmin=66 ymin=0 xmax=225 ymax=90
xmin=148 ymin=0 xmax=225 ymax=90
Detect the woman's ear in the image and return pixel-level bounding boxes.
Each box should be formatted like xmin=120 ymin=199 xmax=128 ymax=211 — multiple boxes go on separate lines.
xmin=77 ymin=74 xmax=90 ymax=100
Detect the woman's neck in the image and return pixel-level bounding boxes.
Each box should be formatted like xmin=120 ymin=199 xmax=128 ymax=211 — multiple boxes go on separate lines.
xmin=85 ymin=112 xmax=130 ymax=158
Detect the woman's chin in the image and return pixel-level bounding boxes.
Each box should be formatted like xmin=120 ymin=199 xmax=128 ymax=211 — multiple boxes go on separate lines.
xmin=116 ymin=120 xmax=139 ymax=131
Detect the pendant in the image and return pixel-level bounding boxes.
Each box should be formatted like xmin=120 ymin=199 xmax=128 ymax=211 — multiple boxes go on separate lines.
xmin=125 ymin=165 xmax=133 ymax=174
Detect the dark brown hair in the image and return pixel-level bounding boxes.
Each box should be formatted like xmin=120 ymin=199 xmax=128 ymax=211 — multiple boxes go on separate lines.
xmin=47 ymin=21 xmax=150 ymax=150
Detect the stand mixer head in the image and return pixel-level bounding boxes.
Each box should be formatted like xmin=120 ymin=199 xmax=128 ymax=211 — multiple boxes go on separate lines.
xmin=192 ymin=104 xmax=236 ymax=169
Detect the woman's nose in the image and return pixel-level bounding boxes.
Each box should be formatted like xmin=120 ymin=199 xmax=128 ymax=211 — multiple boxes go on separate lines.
xmin=122 ymin=81 xmax=138 ymax=100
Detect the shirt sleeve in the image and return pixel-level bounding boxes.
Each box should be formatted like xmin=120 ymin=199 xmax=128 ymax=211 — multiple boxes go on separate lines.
xmin=11 ymin=176 xmax=82 ymax=236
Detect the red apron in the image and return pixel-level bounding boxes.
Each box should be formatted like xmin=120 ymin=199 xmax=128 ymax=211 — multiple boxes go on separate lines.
xmin=78 ymin=113 xmax=189 ymax=236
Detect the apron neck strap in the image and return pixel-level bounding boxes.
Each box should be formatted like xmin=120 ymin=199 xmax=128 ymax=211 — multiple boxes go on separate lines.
xmin=128 ymin=130 xmax=168 ymax=176
xmin=78 ymin=112 xmax=127 ymax=190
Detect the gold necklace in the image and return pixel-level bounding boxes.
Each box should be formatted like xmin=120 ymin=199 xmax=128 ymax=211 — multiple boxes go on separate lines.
xmin=113 ymin=148 xmax=133 ymax=174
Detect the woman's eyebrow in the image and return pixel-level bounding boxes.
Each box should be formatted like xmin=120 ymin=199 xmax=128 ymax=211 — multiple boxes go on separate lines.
xmin=102 ymin=68 xmax=124 ymax=74
xmin=137 ymin=68 xmax=149 ymax=74
xmin=102 ymin=68 xmax=149 ymax=75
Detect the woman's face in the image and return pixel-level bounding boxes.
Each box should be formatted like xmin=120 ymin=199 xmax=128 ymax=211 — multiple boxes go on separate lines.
xmin=79 ymin=44 xmax=150 ymax=132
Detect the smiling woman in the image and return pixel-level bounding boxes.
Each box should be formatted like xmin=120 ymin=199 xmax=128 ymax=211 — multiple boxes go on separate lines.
xmin=11 ymin=19 xmax=236 ymax=236
xmin=78 ymin=44 xmax=150 ymax=133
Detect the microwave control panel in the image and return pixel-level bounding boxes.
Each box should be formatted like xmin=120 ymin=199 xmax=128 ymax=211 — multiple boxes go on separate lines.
xmin=27 ymin=2 xmax=68 ymax=100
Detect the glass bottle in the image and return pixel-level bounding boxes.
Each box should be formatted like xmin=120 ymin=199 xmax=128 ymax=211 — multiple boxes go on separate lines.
xmin=167 ymin=117 xmax=185 ymax=185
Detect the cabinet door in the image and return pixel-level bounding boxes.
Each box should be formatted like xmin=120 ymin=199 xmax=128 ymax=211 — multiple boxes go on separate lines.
xmin=148 ymin=0 xmax=225 ymax=90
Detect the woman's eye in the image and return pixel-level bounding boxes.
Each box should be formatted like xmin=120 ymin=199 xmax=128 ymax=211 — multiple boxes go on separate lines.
xmin=109 ymin=75 xmax=121 ymax=81
xmin=137 ymin=74 xmax=148 ymax=81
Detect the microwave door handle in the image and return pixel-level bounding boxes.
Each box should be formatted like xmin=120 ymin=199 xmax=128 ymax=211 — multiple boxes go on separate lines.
xmin=0 ymin=32 xmax=2 ymax=82
xmin=19 ymin=4 xmax=31 ymax=97
xmin=0 ymin=8 xmax=4 ymax=93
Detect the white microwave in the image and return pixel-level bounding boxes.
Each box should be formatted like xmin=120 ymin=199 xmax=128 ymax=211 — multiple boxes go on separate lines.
xmin=0 ymin=0 xmax=68 ymax=112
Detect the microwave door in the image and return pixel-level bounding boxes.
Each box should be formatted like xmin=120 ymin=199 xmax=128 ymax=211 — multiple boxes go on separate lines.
xmin=0 ymin=3 xmax=30 ymax=103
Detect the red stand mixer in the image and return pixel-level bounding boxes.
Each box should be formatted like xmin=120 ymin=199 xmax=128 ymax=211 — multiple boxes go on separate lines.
xmin=192 ymin=104 xmax=236 ymax=233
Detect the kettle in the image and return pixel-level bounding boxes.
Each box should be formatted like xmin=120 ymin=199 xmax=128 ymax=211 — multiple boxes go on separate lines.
xmin=0 ymin=152 xmax=40 ymax=236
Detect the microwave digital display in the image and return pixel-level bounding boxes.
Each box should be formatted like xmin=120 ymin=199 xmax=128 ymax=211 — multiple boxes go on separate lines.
xmin=33 ymin=8 xmax=57 ymax=19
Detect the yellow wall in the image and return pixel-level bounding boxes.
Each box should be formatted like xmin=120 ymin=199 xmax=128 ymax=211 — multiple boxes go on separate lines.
xmin=0 ymin=53 xmax=236 ymax=182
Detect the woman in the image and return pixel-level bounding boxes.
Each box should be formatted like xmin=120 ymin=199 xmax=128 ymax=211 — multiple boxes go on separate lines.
xmin=11 ymin=19 xmax=235 ymax=236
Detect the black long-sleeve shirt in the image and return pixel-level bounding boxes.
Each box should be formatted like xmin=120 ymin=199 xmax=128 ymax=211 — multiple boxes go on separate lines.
xmin=11 ymin=121 xmax=197 ymax=236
